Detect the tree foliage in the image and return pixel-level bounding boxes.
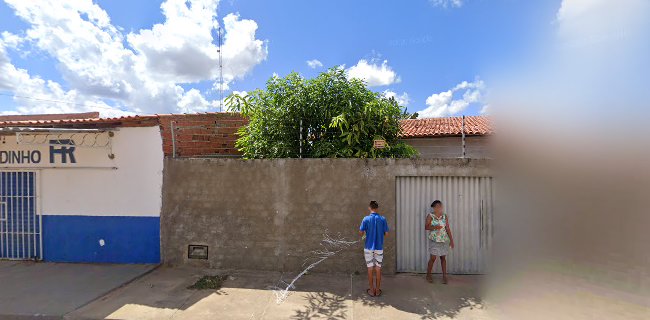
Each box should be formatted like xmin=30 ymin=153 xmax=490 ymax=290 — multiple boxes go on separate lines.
xmin=225 ymin=68 xmax=418 ymax=159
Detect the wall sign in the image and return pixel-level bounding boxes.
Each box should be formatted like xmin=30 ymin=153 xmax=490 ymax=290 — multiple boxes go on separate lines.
xmin=0 ymin=133 xmax=115 ymax=168
xmin=373 ymin=139 xmax=386 ymax=149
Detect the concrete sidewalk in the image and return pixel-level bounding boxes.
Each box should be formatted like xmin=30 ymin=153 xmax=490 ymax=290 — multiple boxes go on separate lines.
xmin=69 ymin=267 xmax=489 ymax=320
xmin=0 ymin=261 xmax=157 ymax=318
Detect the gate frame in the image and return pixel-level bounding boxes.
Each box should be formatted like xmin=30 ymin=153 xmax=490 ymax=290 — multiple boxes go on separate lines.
xmin=0 ymin=169 xmax=42 ymax=261
xmin=394 ymin=175 xmax=493 ymax=275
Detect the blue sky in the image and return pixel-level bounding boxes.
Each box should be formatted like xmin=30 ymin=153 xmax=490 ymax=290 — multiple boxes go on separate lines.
xmin=0 ymin=0 xmax=575 ymax=117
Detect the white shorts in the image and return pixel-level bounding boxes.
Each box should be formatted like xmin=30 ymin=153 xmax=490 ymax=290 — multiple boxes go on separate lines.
xmin=364 ymin=249 xmax=384 ymax=268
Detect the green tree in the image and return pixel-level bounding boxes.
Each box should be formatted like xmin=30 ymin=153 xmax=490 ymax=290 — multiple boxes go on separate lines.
xmin=226 ymin=68 xmax=418 ymax=159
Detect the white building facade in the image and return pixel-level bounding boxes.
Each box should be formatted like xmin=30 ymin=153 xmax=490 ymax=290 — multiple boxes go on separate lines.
xmin=0 ymin=116 xmax=163 ymax=263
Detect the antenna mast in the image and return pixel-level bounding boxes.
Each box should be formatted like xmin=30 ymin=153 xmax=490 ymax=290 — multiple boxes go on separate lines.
xmin=217 ymin=26 xmax=224 ymax=112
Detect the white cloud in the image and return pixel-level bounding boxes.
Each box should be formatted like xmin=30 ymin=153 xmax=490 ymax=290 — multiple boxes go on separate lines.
xmin=0 ymin=31 xmax=23 ymax=49
xmin=383 ymin=90 xmax=410 ymax=106
xmin=418 ymin=78 xmax=486 ymax=118
xmin=0 ymin=0 xmax=267 ymax=116
xmin=555 ymin=0 xmax=645 ymax=47
xmin=430 ymin=0 xmax=464 ymax=8
xmin=177 ymin=88 xmax=212 ymax=113
xmin=306 ymin=59 xmax=323 ymax=69
xmin=127 ymin=0 xmax=222 ymax=84
xmin=220 ymin=13 xmax=268 ymax=85
xmin=346 ymin=59 xmax=400 ymax=87
xmin=0 ymin=36 xmax=130 ymax=117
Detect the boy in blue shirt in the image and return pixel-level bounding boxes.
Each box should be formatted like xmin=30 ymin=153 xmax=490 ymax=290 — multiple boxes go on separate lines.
xmin=359 ymin=200 xmax=389 ymax=297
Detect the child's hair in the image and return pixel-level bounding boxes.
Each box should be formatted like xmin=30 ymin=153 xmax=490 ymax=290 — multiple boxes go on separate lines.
xmin=369 ymin=200 xmax=379 ymax=209
xmin=431 ymin=200 xmax=442 ymax=208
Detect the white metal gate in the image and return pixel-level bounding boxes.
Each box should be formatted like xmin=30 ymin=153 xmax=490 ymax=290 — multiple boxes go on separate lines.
xmin=396 ymin=176 xmax=493 ymax=274
xmin=0 ymin=171 xmax=41 ymax=260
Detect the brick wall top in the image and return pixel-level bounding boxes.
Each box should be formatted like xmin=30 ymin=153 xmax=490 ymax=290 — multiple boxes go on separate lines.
xmin=158 ymin=113 xmax=247 ymax=158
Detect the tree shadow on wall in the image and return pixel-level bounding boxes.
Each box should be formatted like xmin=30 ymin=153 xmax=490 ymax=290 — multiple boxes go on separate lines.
xmin=291 ymin=292 xmax=348 ymax=320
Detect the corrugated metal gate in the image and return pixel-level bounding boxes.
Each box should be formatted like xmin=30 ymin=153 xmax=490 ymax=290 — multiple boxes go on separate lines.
xmin=396 ymin=176 xmax=493 ymax=274
xmin=0 ymin=171 xmax=41 ymax=260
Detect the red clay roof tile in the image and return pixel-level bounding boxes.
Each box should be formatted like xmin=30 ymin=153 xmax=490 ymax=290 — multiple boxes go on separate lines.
xmin=399 ymin=116 xmax=492 ymax=138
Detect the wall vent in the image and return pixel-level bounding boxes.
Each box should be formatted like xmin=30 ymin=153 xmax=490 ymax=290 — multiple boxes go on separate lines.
xmin=188 ymin=245 xmax=208 ymax=260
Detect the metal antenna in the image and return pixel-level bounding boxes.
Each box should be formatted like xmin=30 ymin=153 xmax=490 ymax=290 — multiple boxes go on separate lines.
xmin=217 ymin=26 xmax=224 ymax=112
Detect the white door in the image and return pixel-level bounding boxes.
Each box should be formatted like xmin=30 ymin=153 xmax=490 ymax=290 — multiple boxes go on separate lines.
xmin=0 ymin=171 xmax=41 ymax=260
xmin=396 ymin=176 xmax=493 ymax=274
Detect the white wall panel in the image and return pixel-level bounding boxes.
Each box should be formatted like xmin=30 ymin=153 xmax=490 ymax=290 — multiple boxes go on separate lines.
xmin=27 ymin=126 xmax=164 ymax=217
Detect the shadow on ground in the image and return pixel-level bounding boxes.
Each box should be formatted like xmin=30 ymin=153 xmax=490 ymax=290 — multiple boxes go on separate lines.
xmin=70 ymin=267 xmax=487 ymax=319
xmin=291 ymin=292 xmax=349 ymax=320
xmin=354 ymin=286 xmax=483 ymax=320
xmin=288 ymin=272 xmax=485 ymax=320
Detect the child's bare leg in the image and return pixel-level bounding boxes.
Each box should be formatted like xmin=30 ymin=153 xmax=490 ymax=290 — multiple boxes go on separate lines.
xmin=374 ymin=266 xmax=382 ymax=295
xmin=426 ymin=255 xmax=436 ymax=282
xmin=441 ymin=256 xmax=448 ymax=284
xmin=367 ymin=267 xmax=375 ymax=296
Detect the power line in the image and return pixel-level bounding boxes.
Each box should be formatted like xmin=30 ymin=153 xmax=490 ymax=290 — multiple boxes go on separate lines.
xmin=0 ymin=91 xmax=122 ymax=111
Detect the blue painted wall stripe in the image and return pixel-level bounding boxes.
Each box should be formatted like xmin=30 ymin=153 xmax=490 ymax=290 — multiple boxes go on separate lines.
xmin=42 ymin=215 xmax=160 ymax=264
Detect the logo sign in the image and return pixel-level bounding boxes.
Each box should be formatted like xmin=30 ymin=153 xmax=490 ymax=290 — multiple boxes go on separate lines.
xmin=373 ymin=139 xmax=386 ymax=149
xmin=49 ymin=139 xmax=77 ymax=164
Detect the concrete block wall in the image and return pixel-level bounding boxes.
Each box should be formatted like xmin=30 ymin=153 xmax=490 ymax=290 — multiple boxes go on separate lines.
xmin=161 ymin=158 xmax=491 ymax=274
xmin=158 ymin=113 xmax=247 ymax=157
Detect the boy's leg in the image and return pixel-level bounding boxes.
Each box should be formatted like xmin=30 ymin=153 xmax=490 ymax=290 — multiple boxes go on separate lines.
xmin=367 ymin=267 xmax=375 ymax=295
xmin=426 ymin=255 xmax=436 ymax=282
xmin=441 ymin=255 xmax=448 ymax=284
xmin=364 ymin=249 xmax=375 ymax=296
xmin=374 ymin=250 xmax=384 ymax=295
xmin=374 ymin=266 xmax=382 ymax=295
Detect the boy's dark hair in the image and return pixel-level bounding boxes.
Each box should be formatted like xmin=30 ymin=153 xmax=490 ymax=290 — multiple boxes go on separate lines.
xmin=431 ymin=200 xmax=442 ymax=208
xmin=369 ymin=201 xmax=379 ymax=209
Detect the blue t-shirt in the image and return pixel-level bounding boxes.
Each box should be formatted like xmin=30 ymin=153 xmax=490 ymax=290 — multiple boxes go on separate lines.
xmin=359 ymin=212 xmax=389 ymax=250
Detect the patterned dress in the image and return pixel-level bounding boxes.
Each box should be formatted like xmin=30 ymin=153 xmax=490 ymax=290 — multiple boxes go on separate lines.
xmin=427 ymin=213 xmax=450 ymax=256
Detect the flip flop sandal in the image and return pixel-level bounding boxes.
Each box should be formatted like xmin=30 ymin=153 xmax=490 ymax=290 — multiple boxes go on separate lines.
xmin=366 ymin=289 xmax=374 ymax=297
xmin=426 ymin=275 xmax=433 ymax=283
xmin=376 ymin=289 xmax=383 ymax=296
xmin=442 ymin=278 xmax=448 ymax=284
